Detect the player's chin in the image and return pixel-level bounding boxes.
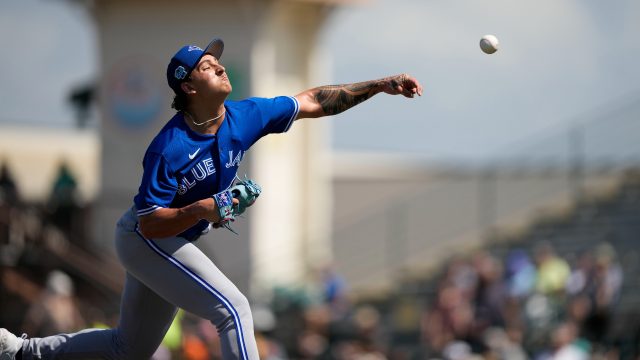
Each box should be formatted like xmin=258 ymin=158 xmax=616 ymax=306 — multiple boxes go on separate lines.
xmin=220 ymin=80 xmax=232 ymax=93
xmin=214 ymin=85 xmax=232 ymax=98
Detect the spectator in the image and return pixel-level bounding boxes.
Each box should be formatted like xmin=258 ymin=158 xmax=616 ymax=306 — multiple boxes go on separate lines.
xmin=182 ymin=329 xmax=209 ymax=360
xmin=472 ymin=251 xmax=506 ymax=330
xmin=197 ymin=318 xmax=223 ymax=359
xmin=445 ymin=256 xmax=478 ymax=300
xmin=22 ymin=270 xmax=86 ymax=336
xmin=0 ymin=161 xmax=19 ymax=205
xmin=253 ymin=305 xmax=288 ymax=360
xmin=549 ymin=322 xmax=589 ymax=360
xmin=0 ymin=162 xmax=21 ymax=265
xmin=565 ymin=295 xmax=592 ymax=332
xmin=161 ymin=309 xmax=184 ymax=359
xmin=441 ymin=340 xmax=479 ymax=360
xmin=312 ymin=264 xmax=351 ymax=319
xmin=582 ymin=243 xmax=623 ymax=346
xmin=321 ymin=265 xmax=347 ymax=305
xmin=422 ymin=281 xmax=478 ymax=355
xmin=352 ymin=305 xmax=388 ymax=356
xmin=565 ymin=251 xmax=594 ymax=297
xmin=592 ymin=243 xmax=622 ymax=311
xmin=297 ymin=304 xmax=331 ymax=359
xmin=534 ymin=242 xmax=570 ymax=296
xmin=482 ymin=327 xmax=528 ymax=360
xmin=46 ymin=161 xmax=81 ymax=236
xmin=505 ymin=249 xmax=537 ymax=299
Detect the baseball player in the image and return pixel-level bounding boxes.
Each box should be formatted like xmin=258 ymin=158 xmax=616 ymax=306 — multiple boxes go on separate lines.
xmin=0 ymin=37 xmax=422 ymax=360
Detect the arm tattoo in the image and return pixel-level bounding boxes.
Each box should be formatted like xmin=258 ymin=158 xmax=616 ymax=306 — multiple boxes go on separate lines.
xmin=312 ymin=76 xmax=390 ymax=115
xmin=313 ymin=74 xmax=408 ymax=115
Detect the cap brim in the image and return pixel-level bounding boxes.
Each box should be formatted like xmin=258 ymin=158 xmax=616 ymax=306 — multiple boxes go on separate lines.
xmin=204 ymin=38 xmax=224 ymax=60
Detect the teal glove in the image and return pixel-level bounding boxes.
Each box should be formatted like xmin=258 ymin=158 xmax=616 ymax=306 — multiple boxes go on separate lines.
xmin=211 ymin=177 xmax=261 ymax=234
xmin=229 ymin=177 xmax=262 ymax=216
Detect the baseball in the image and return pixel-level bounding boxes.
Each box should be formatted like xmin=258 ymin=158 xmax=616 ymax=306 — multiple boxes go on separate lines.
xmin=480 ymin=34 xmax=499 ymax=54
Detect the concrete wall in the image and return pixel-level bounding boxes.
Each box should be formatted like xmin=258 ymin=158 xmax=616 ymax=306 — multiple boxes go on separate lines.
xmin=331 ymin=153 xmax=622 ymax=295
xmin=0 ymin=126 xmax=99 ymax=203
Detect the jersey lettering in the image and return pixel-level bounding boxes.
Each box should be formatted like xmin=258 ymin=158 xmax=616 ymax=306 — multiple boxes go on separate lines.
xmin=191 ymin=163 xmax=208 ymax=181
xmin=182 ymin=176 xmax=196 ymax=190
xmin=179 ymin=157 xmax=216 ymax=195
xmin=225 ymin=150 xmax=243 ymax=168
xmin=203 ymin=158 xmax=215 ymax=175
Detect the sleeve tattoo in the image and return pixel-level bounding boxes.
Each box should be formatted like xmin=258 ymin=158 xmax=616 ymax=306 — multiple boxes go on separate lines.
xmin=313 ymin=74 xmax=408 ymax=115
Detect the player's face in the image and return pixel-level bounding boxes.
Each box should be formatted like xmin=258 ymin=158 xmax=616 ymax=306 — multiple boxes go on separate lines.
xmin=188 ymin=54 xmax=232 ymax=98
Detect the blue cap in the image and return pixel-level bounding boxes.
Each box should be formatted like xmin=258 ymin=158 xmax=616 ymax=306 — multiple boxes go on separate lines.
xmin=167 ymin=38 xmax=224 ymax=94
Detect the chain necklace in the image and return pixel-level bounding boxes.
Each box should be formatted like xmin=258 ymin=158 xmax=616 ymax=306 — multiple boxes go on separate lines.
xmin=184 ymin=109 xmax=226 ymax=126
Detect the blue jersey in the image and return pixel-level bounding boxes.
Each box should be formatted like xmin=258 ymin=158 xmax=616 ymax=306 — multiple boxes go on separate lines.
xmin=133 ymin=96 xmax=299 ymax=240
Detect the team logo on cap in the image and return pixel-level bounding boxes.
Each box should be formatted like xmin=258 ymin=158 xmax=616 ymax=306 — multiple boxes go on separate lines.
xmin=188 ymin=46 xmax=203 ymax=52
xmin=175 ymin=66 xmax=188 ymax=80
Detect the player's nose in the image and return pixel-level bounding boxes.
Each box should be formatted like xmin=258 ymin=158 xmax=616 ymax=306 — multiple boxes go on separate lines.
xmin=215 ymin=64 xmax=225 ymax=76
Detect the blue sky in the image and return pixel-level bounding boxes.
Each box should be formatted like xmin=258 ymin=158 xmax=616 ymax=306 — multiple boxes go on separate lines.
xmin=1 ymin=0 xmax=639 ymax=162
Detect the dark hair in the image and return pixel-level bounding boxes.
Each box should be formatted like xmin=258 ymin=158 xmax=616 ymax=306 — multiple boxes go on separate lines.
xmin=171 ymin=92 xmax=188 ymax=111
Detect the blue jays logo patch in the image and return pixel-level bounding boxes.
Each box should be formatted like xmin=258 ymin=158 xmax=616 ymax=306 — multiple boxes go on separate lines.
xmin=175 ymin=66 xmax=188 ymax=80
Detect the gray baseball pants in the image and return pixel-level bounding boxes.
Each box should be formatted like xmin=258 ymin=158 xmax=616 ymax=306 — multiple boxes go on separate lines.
xmin=19 ymin=206 xmax=259 ymax=359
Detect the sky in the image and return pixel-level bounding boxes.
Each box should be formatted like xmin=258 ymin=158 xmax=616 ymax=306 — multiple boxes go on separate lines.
xmin=0 ymin=0 xmax=96 ymax=127
xmin=1 ymin=0 xmax=639 ymax=163
xmin=320 ymin=0 xmax=640 ymax=162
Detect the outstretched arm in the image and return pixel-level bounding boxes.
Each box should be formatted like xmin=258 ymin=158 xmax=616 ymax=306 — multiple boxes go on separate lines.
xmin=294 ymin=73 xmax=423 ymax=119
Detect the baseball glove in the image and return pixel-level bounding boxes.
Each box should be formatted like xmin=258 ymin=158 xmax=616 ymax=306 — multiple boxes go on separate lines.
xmin=212 ymin=176 xmax=262 ymax=233
xmin=229 ymin=176 xmax=262 ymax=216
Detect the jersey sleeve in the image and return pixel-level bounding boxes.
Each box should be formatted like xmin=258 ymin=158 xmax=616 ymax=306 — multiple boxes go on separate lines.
xmin=251 ymin=96 xmax=300 ymax=140
xmin=134 ymin=152 xmax=178 ymax=216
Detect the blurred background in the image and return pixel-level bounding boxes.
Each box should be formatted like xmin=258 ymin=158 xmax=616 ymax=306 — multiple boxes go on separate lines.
xmin=1 ymin=0 xmax=640 ymax=359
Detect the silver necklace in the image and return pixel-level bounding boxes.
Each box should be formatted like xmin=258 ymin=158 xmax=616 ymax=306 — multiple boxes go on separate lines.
xmin=185 ymin=109 xmax=225 ymax=126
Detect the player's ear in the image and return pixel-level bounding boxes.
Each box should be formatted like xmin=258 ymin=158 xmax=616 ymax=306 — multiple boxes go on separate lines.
xmin=181 ymin=81 xmax=196 ymax=95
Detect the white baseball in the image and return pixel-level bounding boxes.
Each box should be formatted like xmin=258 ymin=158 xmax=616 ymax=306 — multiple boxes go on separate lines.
xmin=480 ymin=34 xmax=499 ymax=54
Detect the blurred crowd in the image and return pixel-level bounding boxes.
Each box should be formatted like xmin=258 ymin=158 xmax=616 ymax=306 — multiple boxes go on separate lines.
xmin=145 ymin=240 xmax=627 ymax=359
xmin=0 ymin=160 xmax=635 ymax=359
xmin=420 ymin=242 xmax=624 ymax=360
xmin=0 ymin=160 xmax=86 ymax=250
xmin=255 ymin=242 xmax=626 ymax=360
xmin=1 ymin=160 xmax=105 ymax=335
